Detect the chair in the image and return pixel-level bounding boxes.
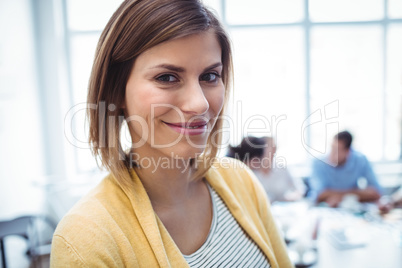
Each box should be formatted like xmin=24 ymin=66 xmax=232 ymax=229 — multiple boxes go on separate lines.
xmin=0 ymin=215 xmax=57 ymax=268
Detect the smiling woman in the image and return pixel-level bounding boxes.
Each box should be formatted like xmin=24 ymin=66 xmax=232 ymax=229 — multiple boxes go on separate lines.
xmin=125 ymin=30 xmax=224 ymax=160
xmin=86 ymin=0 xmax=232 ymax=182
xmin=50 ymin=0 xmax=293 ymax=267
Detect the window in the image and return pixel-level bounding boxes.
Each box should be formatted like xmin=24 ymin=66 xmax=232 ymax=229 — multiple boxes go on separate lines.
xmin=309 ymin=0 xmax=384 ymax=22
xmin=65 ymin=0 xmax=123 ymax=173
xmin=220 ymin=0 xmax=402 ymax=164
xmin=229 ymin=26 xmax=306 ymax=164
xmin=310 ymin=25 xmax=383 ymax=160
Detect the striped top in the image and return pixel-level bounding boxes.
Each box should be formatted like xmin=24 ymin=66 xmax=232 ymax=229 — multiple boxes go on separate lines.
xmin=183 ymin=184 xmax=271 ymax=267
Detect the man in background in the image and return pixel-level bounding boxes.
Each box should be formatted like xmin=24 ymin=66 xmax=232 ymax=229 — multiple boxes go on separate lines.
xmin=309 ymin=131 xmax=382 ymax=207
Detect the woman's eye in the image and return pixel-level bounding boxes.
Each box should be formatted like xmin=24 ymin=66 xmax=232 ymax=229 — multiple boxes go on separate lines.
xmin=156 ymin=74 xmax=178 ymax=83
xmin=200 ymin=72 xmax=220 ymax=82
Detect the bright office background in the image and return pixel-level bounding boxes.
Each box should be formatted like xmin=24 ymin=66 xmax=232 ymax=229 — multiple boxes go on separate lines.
xmin=1 ymin=0 xmax=402 ymax=219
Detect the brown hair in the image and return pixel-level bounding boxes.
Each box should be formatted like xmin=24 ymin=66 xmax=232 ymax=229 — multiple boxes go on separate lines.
xmin=228 ymin=136 xmax=268 ymax=162
xmin=335 ymin=130 xmax=353 ymax=149
xmin=87 ymin=0 xmax=233 ymax=184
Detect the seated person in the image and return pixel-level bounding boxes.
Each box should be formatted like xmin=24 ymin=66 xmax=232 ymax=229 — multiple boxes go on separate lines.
xmin=309 ymin=130 xmax=382 ymax=207
xmin=390 ymin=187 xmax=402 ymax=207
xmin=378 ymin=186 xmax=402 ymax=213
xmin=228 ymin=136 xmax=305 ymax=203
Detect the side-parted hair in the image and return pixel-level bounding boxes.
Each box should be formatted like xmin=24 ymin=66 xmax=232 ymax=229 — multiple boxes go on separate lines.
xmin=227 ymin=136 xmax=268 ymax=163
xmin=87 ymin=0 xmax=233 ymax=184
xmin=335 ymin=130 xmax=353 ymax=149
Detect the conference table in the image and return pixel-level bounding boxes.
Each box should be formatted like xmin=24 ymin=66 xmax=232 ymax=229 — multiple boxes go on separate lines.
xmin=271 ymin=201 xmax=402 ymax=268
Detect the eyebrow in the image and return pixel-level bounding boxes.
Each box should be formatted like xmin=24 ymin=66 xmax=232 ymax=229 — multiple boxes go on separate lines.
xmin=150 ymin=62 xmax=223 ymax=73
xmin=203 ymin=62 xmax=223 ymax=72
xmin=150 ymin=64 xmax=185 ymax=72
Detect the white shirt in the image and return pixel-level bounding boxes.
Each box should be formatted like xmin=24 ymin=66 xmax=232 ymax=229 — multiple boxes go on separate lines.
xmin=254 ymin=166 xmax=304 ymax=203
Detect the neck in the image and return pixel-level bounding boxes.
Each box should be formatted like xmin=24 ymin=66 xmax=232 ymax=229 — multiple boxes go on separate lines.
xmin=130 ymin=151 xmax=202 ymax=208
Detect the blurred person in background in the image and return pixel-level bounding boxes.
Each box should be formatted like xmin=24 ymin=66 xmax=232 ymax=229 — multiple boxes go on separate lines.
xmin=228 ymin=136 xmax=305 ymax=203
xmin=309 ymin=130 xmax=383 ymax=207
xmin=378 ymin=186 xmax=402 ymax=213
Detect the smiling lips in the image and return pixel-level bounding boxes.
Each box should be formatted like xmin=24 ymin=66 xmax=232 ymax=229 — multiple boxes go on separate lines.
xmin=163 ymin=120 xmax=208 ymax=135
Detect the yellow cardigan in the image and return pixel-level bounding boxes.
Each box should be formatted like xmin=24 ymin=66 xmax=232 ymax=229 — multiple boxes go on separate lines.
xmin=50 ymin=158 xmax=293 ymax=267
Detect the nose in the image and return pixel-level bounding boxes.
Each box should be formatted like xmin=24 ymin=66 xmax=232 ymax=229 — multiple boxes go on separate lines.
xmin=179 ymin=81 xmax=209 ymax=115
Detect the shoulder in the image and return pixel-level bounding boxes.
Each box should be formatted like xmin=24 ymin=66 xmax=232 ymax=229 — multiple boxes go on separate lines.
xmin=210 ymin=156 xmax=250 ymax=174
xmin=54 ymin=174 xmax=130 ymax=235
xmin=59 ymin=175 xmax=128 ymax=219
xmin=51 ymin=175 xmax=133 ymax=266
xmin=209 ymin=157 xmax=259 ymax=187
xmin=347 ymin=150 xmax=371 ymax=168
xmin=207 ymin=157 xmax=268 ymax=205
xmin=312 ymin=157 xmax=329 ymax=170
xmin=350 ymin=149 xmax=368 ymax=161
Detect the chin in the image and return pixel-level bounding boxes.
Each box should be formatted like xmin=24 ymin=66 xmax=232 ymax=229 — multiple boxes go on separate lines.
xmin=170 ymin=146 xmax=206 ymax=160
xmin=167 ymin=135 xmax=209 ymax=157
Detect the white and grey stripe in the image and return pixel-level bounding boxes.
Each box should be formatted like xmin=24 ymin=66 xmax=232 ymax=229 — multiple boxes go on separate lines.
xmin=183 ymin=184 xmax=271 ymax=267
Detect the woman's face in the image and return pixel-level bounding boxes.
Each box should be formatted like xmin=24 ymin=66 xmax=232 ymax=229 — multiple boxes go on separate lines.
xmin=125 ymin=30 xmax=225 ymax=160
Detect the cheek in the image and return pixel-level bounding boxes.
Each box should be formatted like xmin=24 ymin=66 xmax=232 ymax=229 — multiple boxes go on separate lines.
xmin=207 ymin=87 xmax=225 ymax=115
xmin=125 ymin=86 xmax=176 ymax=118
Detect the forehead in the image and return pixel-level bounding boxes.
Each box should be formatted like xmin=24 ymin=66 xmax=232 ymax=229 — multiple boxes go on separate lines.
xmin=134 ymin=30 xmax=222 ymax=68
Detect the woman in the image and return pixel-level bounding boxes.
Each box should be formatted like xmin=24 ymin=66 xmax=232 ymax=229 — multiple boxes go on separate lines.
xmin=228 ymin=136 xmax=305 ymax=203
xmin=50 ymin=1 xmax=293 ymax=267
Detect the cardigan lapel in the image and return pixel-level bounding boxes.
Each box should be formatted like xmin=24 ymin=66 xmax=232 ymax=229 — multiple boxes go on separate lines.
xmin=120 ymin=169 xmax=189 ymax=268
xmin=117 ymin=169 xmax=172 ymax=267
xmin=205 ymin=166 xmax=279 ymax=268
xmin=155 ymin=216 xmax=190 ymax=267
